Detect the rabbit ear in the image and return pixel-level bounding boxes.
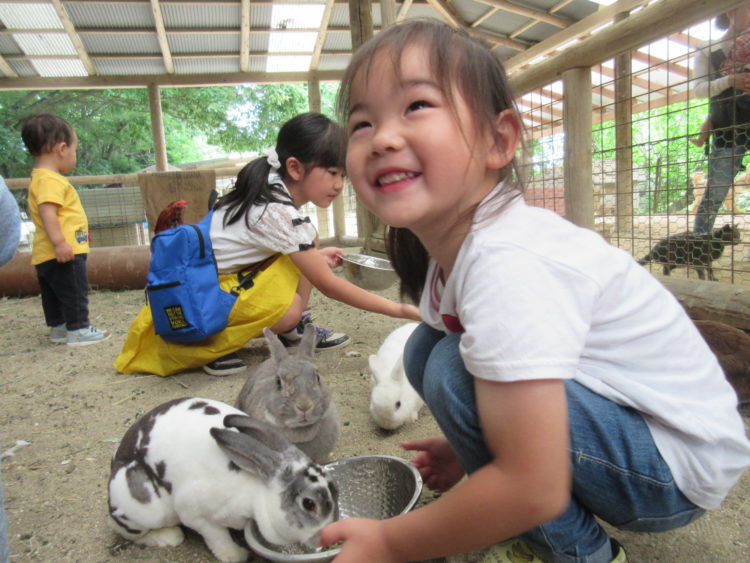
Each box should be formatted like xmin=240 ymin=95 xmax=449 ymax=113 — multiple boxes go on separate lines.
xmin=263 ymin=327 xmax=289 ymax=363
xmin=298 ymin=322 xmax=317 ymax=357
xmin=210 ymin=424 xmax=285 ymax=481
xmin=389 ymin=359 xmax=404 ymax=382
xmin=368 ymin=355 xmax=381 ymax=380
xmin=223 ymin=414 xmax=291 ymax=452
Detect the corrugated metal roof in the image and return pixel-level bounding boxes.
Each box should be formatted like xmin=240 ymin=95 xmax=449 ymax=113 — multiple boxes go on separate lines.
xmin=0 ymin=0 xmax=733 ymax=125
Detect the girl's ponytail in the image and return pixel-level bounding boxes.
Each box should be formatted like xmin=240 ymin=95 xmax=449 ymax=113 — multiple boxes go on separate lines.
xmin=387 ymin=227 xmax=429 ymax=305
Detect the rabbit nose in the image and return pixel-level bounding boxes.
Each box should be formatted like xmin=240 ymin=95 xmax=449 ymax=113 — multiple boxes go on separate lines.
xmin=296 ymin=401 xmax=314 ymax=417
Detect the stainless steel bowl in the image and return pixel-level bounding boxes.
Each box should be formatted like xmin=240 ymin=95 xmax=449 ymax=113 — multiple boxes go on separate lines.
xmin=246 ymin=455 xmax=423 ymax=562
xmin=341 ymin=253 xmax=397 ymax=290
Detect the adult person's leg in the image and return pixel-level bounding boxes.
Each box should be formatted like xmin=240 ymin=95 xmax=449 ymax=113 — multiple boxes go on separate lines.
xmin=694 ymin=145 xmax=746 ymax=235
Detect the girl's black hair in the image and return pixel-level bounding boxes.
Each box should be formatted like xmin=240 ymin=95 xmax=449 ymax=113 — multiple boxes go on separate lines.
xmin=218 ymin=112 xmax=346 ymax=227
xmin=337 ymin=19 xmax=526 ymax=304
xmin=20 ymin=114 xmax=75 ymax=156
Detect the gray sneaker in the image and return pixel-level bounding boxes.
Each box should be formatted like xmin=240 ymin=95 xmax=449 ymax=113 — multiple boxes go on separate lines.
xmin=66 ymin=326 xmax=112 ymax=347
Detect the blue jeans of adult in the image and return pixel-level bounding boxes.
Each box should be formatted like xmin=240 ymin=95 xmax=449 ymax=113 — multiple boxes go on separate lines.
xmin=693 ymin=144 xmax=746 ymax=236
xmin=403 ymin=324 xmax=705 ymax=563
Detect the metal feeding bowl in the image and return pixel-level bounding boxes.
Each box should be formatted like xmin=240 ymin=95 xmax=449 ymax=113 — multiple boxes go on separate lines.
xmin=341 ymin=253 xmax=398 ymax=291
xmin=246 ymin=455 xmax=423 ymax=562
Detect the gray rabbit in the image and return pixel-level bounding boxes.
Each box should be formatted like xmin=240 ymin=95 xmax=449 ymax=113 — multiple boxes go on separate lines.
xmin=236 ymin=324 xmax=340 ymax=463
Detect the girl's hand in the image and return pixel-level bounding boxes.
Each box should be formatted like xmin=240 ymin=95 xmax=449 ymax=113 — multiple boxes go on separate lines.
xmin=319 ymin=246 xmax=345 ymax=269
xmin=400 ymin=436 xmax=465 ymax=492
xmin=400 ymin=303 xmax=422 ymax=322
xmin=321 ymin=518 xmax=399 ymax=563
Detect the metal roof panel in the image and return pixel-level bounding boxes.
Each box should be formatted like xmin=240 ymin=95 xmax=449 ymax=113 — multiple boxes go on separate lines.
xmin=81 ymin=32 xmax=160 ymax=55
xmin=174 ymin=56 xmax=240 ymax=74
xmin=93 ymin=57 xmax=165 ymax=76
xmin=65 ymin=2 xmax=154 ymax=28
xmin=0 ymin=34 xmax=22 ymax=55
xmin=0 ymin=3 xmax=62 ymax=29
xmin=161 ymin=3 xmax=241 ymax=29
xmin=168 ymin=32 xmax=240 ymax=54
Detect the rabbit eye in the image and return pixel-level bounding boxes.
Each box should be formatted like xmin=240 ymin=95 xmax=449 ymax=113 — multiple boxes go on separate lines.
xmin=302 ymin=497 xmax=317 ymax=512
xmin=395 ymin=401 xmax=401 ymax=410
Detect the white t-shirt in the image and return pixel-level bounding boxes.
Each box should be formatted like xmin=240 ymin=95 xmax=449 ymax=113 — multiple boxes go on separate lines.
xmin=419 ymin=187 xmax=750 ymax=510
xmin=210 ymin=182 xmax=317 ymax=274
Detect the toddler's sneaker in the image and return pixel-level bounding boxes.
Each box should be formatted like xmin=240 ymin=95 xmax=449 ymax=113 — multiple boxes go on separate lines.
xmin=49 ymin=324 xmax=67 ymax=344
xmin=203 ymin=352 xmax=246 ymax=376
xmin=278 ymin=312 xmax=351 ymax=351
xmin=66 ymin=326 xmax=112 ymax=347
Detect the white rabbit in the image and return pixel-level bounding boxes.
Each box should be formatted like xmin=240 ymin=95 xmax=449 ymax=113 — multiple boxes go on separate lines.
xmin=108 ymin=397 xmax=339 ymax=563
xmin=236 ymin=324 xmax=340 ymax=463
xmin=369 ymin=322 xmax=424 ymax=430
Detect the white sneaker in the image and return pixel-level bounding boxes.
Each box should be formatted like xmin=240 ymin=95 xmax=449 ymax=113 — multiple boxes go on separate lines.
xmin=67 ymin=326 xmax=112 ymax=347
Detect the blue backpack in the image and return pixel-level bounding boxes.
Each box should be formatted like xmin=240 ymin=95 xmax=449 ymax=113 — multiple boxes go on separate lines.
xmin=145 ymin=210 xmax=237 ymax=342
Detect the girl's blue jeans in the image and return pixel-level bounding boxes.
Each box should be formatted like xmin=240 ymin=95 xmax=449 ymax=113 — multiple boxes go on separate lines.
xmin=404 ymin=323 xmax=705 ymax=563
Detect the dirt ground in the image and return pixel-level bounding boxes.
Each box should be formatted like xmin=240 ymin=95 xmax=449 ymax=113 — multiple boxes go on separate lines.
xmin=0 ymin=281 xmax=748 ymax=563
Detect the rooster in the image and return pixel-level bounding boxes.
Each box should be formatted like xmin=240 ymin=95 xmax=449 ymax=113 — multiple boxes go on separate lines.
xmin=153 ymin=200 xmax=188 ymax=234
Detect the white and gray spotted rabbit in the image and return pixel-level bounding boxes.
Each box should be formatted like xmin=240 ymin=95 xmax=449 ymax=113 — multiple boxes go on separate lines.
xmin=108 ymin=397 xmax=339 ymax=563
xmin=369 ymin=322 xmax=424 ymax=430
xmin=236 ymin=324 xmax=340 ymax=463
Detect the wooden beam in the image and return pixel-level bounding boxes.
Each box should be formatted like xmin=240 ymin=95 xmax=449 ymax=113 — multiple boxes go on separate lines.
xmin=0 ymin=70 xmax=344 ymax=90
xmin=509 ymin=0 xmax=746 ymax=97
xmin=614 ymin=10 xmax=634 ymax=243
xmin=310 ymin=0 xmax=336 ymax=71
xmin=0 ymin=54 xmax=17 ymax=78
xmin=381 ymin=0 xmax=397 ymax=28
xmin=149 ymin=0 xmax=174 ymax=74
xmin=50 ymin=0 xmax=96 ymax=75
xmin=239 ymin=0 xmax=250 ymax=72
xmin=424 ymin=0 xmax=463 ymax=28
xmin=148 ymin=83 xmax=169 ymax=171
xmin=426 ymin=0 xmax=528 ymax=51
xmin=475 ymin=0 xmax=571 ymax=29
xmin=563 ymin=67 xmax=593 ymax=229
xmin=397 ymin=0 xmax=413 ymax=21
xmin=505 ymin=0 xmax=648 ymax=74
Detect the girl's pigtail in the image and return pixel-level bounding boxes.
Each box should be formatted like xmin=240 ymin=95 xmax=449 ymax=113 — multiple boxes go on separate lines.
xmin=387 ymin=227 xmax=429 ymax=305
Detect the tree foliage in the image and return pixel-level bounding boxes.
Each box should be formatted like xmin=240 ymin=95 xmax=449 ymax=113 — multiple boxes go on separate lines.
xmin=0 ymin=82 xmax=339 ymax=180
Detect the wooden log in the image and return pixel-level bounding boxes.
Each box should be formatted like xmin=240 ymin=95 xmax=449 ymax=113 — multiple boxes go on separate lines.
xmin=654 ymin=275 xmax=750 ymax=331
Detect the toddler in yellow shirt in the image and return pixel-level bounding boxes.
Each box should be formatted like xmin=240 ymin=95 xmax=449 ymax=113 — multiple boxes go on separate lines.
xmin=21 ymin=114 xmax=110 ymax=346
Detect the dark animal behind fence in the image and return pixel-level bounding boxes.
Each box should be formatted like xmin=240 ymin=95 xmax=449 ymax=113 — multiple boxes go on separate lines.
xmin=637 ymin=224 xmax=741 ymax=281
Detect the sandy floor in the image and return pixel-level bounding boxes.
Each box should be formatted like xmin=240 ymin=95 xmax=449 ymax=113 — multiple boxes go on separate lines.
xmin=0 ymin=284 xmax=748 ymax=562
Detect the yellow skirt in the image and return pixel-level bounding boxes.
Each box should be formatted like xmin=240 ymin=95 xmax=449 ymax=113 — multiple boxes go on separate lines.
xmin=113 ymin=255 xmax=299 ymax=376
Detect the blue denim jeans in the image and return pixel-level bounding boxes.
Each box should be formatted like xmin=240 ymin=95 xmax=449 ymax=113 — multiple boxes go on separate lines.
xmin=404 ymin=324 xmax=705 ymax=563
xmin=693 ymin=145 xmax=746 ymax=236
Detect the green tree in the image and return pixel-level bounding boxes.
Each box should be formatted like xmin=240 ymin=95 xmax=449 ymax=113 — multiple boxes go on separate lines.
xmin=0 ymin=82 xmax=339 ymax=180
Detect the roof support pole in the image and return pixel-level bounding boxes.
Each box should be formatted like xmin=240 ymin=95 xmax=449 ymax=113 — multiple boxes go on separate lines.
xmin=381 ymin=0 xmax=397 ymax=27
xmin=614 ymin=9 xmax=634 ymax=248
xmin=148 ymin=83 xmax=169 ymax=172
xmin=349 ymin=0 xmax=384 ymax=253
xmin=307 ymin=77 xmax=331 ymax=238
xmin=563 ymin=67 xmax=593 ymax=230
